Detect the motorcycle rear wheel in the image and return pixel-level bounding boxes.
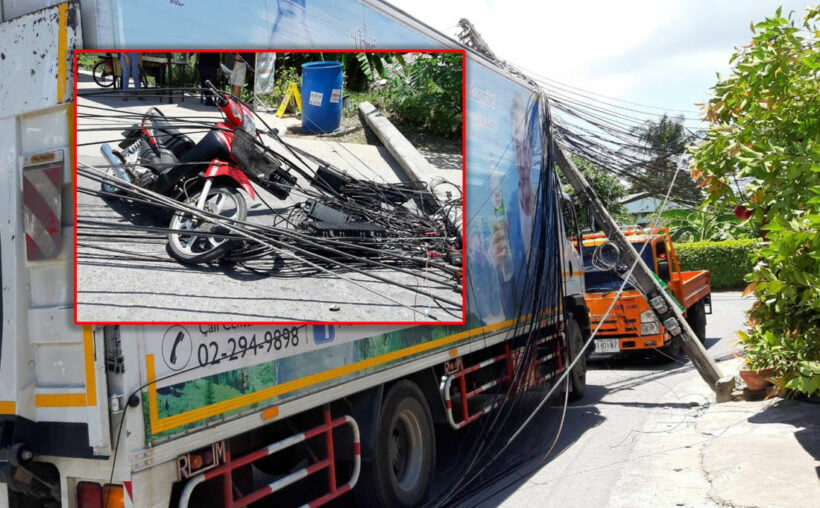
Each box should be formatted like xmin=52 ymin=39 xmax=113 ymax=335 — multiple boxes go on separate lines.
xmin=167 ymin=185 xmax=247 ymax=264
xmin=93 ymin=60 xmax=116 ymax=88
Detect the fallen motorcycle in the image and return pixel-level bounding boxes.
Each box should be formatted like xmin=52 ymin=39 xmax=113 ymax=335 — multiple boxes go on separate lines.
xmin=98 ymin=81 xmax=296 ymax=264
xmin=93 ymin=82 xmax=462 ymax=280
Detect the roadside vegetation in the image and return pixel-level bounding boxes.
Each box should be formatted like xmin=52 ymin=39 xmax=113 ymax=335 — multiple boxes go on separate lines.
xmin=691 ymin=6 xmax=819 ymax=396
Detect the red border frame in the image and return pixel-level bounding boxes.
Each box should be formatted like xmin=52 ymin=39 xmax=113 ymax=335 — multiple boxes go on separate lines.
xmin=72 ymin=49 xmax=467 ymax=327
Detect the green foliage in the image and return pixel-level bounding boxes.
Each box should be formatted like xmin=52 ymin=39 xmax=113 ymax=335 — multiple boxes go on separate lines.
xmin=663 ymin=208 xmax=756 ymax=242
xmin=77 ymin=53 xmax=96 ymax=70
xmin=784 ymin=361 xmax=820 ymax=395
xmin=675 ymin=239 xmax=757 ymax=289
xmin=272 ymin=65 xmax=301 ymax=111
xmin=343 ymin=88 xmax=390 ymax=119
xmin=564 ymin=156 xmax=628 ymax=228
xmin=385 ymin=52 xmax=462 ymax=138
xmin=690 ymin=6 xmax=820 ymax=395
xmin=169 ymin=53 xmax=198 ymax=87
xmin=341 ymin=52 xmax=405 ymax=91
xmin=630 ymin=113 xmax=702 ymax=204
xmin=202 ymin=380 xmax=215 ymax=406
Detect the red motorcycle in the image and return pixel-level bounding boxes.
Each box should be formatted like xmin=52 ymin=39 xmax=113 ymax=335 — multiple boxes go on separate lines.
xmin=99 ymin=81 xmax=296 ymax=263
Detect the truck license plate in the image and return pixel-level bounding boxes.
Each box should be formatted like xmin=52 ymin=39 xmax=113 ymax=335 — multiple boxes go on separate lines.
xmin=596 ymin=338 xmax=620 ymax=353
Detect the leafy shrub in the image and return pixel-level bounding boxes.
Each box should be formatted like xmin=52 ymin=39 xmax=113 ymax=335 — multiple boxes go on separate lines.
xmin=77 ymin=53 xmax=96 ymax=70
xmin=675 ymin=239 xmax=757 ymax=290
xmin=386 ymin=53 xmax=462 ymax=138
xmin=690 ymin=6 xmax=819 ymax=395
xmin=270 ymin=66 xmax=301 ymax=112
xmin=664 ymin=209 xmax=756 ymax=242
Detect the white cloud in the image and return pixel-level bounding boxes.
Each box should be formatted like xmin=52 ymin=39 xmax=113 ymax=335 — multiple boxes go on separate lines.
xmin=387 ymin=0 xmax=810 ymax=115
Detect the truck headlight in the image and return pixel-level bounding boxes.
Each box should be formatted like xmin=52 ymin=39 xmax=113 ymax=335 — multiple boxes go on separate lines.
xmin=640 ymin=310 xmax=659 ymax=335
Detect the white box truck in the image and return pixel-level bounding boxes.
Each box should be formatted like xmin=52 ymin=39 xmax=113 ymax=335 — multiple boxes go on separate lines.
xmin=0 ymin=2 xmax=589 ymax=506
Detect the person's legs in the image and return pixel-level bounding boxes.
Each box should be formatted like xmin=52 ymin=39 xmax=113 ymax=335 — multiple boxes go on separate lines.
xmin=230 ymin=61 xmax=246 ymax=98
xmin=201 ymin=67 xmax=217 ymax=105
xmin=130 ymin=56 xmax=141 ymax=91
xmin=120 ymin=54 xmax=131 ymax=90
xmin=119 ymin=54 xmax=130 ymax=101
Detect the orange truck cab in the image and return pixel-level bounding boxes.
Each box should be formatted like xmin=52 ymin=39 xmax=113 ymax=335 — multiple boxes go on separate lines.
xmin=581 ymin=227 xmax=711 ymax=359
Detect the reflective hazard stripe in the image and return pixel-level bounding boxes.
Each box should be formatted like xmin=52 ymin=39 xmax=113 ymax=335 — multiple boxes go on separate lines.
xmin=23 ymin=162 xmax=62 ymax=261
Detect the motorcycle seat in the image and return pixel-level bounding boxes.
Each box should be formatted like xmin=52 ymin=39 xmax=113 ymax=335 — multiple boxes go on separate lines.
xmin=145 ymin=108 xmax=195 ymax=158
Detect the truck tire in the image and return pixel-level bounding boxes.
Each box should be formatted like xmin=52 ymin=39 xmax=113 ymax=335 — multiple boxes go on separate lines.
xmin=565 ymin=319 xmax=587 ymax=401
xmin=656 ymin=335 xmax=682 ymax=362
xmin=357 ymin=380 xmax=435 ymax=507
xmin=686 ymin=300 xmax=707 ymax=344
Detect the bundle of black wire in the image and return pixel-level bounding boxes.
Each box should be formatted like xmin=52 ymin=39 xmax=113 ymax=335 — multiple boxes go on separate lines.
xmin=435 ymin=92 xmax=566 ymax=506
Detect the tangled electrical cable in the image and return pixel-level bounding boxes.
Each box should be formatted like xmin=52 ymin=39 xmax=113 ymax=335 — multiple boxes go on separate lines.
xmin=75 ymin=88 xmax=464 ymax=320
xmin=495 ymin=60 xmax=706 ymax=207
xmin=430 ymin=78 xmax=693 ymax=504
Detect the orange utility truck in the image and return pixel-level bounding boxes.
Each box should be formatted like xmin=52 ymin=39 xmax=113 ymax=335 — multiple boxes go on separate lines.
xmin=581 ymin=227 xmax=711 ymax=359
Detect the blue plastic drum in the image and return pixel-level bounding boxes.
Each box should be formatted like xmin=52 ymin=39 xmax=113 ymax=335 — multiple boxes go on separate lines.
xmin=301 ymin=61 xmax=344 ymax=133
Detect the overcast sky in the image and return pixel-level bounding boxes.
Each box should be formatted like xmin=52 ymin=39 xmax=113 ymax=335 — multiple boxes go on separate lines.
xmin=388 ymin=0 xmax=810 ymax=124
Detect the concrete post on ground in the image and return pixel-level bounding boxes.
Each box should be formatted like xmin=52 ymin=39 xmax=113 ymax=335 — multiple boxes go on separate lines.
xmin=358 ymin=101 xmax=444 ymax=216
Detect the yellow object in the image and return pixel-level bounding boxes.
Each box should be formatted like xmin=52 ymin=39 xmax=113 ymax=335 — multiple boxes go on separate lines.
xmin=102 ymin=484 xmax=125 ymax=508
xmin=275 ymin=82 xmax=302 ymax=118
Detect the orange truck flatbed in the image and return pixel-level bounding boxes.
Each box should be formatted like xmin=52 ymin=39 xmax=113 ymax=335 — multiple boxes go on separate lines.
xmin=581 ymin=227 xmax=711 ymax=358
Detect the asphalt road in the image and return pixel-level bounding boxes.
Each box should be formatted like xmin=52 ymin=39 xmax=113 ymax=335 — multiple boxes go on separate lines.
xmin=74 ymin=72 xmax=463 ymax=324
xmin=423 ymin=291 xmax=753 ymax=507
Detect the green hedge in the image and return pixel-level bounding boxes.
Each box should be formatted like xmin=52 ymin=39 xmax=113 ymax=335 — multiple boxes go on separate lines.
xmin=675 ymin=239 xmax=759 ymax=290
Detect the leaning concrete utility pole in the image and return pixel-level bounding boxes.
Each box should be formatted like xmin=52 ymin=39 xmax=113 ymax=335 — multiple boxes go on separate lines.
xmin=554 ymin=146 xmax=735 ymax=401
xmin=456 ymin=16 xmax=735 ymax=401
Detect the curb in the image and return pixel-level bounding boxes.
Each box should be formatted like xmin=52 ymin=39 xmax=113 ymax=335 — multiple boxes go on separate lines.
xmin=609 ymin=357 xmax=820 ymax=508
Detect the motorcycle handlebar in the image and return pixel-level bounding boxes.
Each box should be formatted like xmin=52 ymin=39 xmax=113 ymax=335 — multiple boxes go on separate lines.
xmin=203 ymin=80 xmax=228 ymax=107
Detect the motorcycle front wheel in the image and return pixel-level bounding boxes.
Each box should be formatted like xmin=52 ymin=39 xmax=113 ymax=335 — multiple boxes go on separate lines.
xmin=167 ymin=184 xmax=247 ymax=264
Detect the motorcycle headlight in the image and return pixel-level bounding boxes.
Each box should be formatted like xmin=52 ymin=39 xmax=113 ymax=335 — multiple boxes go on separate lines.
xmin=640 ymin=310 xmax=659 ymax=335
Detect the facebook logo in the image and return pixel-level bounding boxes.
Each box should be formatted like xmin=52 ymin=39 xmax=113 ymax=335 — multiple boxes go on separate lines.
xmin=313 ymin=325 xmax=335 ymax=344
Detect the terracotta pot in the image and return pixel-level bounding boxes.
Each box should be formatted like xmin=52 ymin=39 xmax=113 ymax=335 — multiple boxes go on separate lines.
xmin=739 ymin=368 xmax=775 ymax=391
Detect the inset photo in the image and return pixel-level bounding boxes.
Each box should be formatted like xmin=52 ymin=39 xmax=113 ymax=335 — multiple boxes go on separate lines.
xmin=74 ymin=50 xmax=464 ymax=324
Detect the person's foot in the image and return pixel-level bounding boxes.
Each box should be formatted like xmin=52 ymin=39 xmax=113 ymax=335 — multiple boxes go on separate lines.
xmin=137 ymin=96 xmax=146 ymax=101
xmin=123 ymin=96 xmax=128 ymax=102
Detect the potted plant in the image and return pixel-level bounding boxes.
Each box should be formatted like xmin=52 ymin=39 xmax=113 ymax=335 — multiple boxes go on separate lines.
xmin=738 ymin=365 xmax=775 ymax=391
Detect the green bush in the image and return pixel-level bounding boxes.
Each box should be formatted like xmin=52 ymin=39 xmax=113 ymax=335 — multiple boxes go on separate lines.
xmin=77 ymin=53 xmax=96 ymax=70
xmin=675 ymin=239 xmax=758 ymax=290
xmin=386 ymin=53 xmax=462 ymax=138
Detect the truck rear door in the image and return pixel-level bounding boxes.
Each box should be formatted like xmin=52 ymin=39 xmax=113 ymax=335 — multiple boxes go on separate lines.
xmin=0 ymin=2 xmax=111 ymax=461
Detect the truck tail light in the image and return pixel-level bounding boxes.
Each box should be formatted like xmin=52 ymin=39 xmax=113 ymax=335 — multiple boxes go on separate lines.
xmin=77 ymin=482 xmax=101 ymax=507
xmin=76 ymin=481 xmax=124 ymax=508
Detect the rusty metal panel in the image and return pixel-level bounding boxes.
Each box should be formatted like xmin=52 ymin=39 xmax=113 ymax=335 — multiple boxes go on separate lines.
xmin=0 ymin=2 xmax=81 ymax=117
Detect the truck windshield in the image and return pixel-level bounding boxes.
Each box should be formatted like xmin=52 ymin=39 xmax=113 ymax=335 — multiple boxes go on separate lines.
xmin=582 ymin=242 xmax=655 ymax=293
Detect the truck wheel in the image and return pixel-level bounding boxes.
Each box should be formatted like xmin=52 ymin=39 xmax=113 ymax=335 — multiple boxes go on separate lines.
xmin=656 ymin=335 xmax=682 ymax=362
xmin=358 ymin=380 xmax=435 ymax=507
xmin=565 ymin=319 xmax=587 ymax=401
xmin=686 ymin=300 xmax=707 ymax=344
